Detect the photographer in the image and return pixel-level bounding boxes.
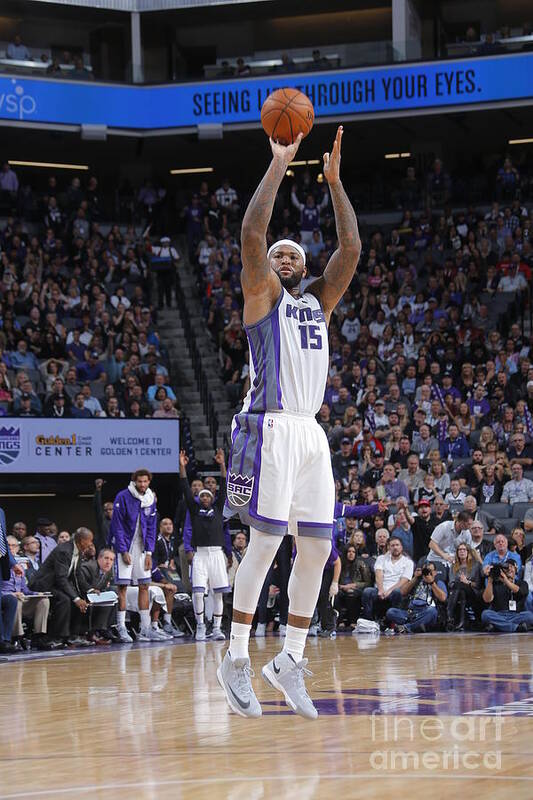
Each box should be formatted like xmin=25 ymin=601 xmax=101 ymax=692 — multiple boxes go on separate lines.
xmin=482 ymin=533 xmax=522 ymax=576
xmin=385 ymin=561 xmax=447 ymax=634
xmin=481 ymin=561 xmax=533 ymax=632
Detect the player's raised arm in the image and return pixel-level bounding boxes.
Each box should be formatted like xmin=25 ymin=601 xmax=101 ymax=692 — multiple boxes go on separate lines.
xmin=307 ymin=126 xmax=361 ymax=320
xmin=240 ymin=135 xmax=303 ymax=313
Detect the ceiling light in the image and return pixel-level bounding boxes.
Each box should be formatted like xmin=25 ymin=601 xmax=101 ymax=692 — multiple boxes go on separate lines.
xmin=508 ymin=138 xmax=533 ymax=145
xmin=169 ymin=167 xmax=214 ymax=175
xmin=9 ymin=160 xmax=89 ymax=170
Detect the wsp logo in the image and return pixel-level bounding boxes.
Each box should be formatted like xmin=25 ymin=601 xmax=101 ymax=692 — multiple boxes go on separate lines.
xmin=0 ymin=80 xmax=37 ymax=120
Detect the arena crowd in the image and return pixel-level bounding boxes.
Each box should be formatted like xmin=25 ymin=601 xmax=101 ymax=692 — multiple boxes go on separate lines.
xmin=1 ymin=146 xmax=533 ymax=649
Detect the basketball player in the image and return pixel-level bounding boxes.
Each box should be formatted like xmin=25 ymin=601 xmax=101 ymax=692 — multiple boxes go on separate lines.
xmin=179 ymin=448 xmax=231 ymax=641
xmin=108 ymin=468 xmax=159 ymax=642
xmin=218 ymin=126 xmax=361 ymax=719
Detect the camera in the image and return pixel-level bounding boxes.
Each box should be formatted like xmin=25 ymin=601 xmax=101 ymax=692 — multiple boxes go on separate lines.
xmin=421 ymin=566 xmax=433 ymax=577
xmin=490 ymin=563 xmax=503 ymax=579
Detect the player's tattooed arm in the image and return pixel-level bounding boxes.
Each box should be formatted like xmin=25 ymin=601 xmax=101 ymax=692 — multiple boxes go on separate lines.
xmin=307 ymin=127 xmax=361 ymax=318
xmin=241 ymin=134 xmax=303 ymax=298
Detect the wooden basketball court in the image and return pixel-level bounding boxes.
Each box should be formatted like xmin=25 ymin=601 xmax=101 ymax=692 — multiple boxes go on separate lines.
xmin=2 ymin=633 xmax=533 ymax=799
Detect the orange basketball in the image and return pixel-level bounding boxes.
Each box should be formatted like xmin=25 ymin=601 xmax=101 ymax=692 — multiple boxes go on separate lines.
xmin=260 ymin=88 xmax=314 ymax=146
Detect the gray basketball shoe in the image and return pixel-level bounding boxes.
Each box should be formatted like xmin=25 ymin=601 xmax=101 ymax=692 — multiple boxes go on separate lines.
xmin=262 ymin=651 xmax=318 ymax=720
xmin=217 ymin=651 xmax=262 ymax=718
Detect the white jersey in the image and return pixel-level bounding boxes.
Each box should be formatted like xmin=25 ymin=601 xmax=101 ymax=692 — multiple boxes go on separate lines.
xmin=241 ymin=288 xmax=328 ymax=416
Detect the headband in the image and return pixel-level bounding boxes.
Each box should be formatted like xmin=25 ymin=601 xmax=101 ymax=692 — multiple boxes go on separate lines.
xmin=198 ymin=489 xmax=214 ymax=499
xmin=267 ymin=239 xmax=306 ymax=265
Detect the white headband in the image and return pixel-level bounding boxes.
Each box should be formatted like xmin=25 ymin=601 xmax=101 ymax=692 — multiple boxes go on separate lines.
xmin=267 ymin=239 xmax=306 ymax=265
xmin=198 ymin=489 xmax=214 ymax=499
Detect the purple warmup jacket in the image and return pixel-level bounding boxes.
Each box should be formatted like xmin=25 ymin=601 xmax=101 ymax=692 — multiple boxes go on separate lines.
xmin=334 ymin=501 xmax=379 ymax=520
xmin=108 ymin=488 xmax=157 ymax=554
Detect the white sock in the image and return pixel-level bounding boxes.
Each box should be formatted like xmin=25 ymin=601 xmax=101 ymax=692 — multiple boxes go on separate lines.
xmin=164 ymin=613 xmax=172 ymax=625
xmin=117 ymin=610 xmax=126 ymax=628
xmin=151 ymin=621 xmax=159 ymax=630
xmin=283 ymin=625 xmax=308 ymax=662
xmin=193 ymin=593 xmax=204 ymax=625
xmin=229 ymin=621 xmax=251 ymax=660
xmin=139 ymin=610 xmax=150 ymax=630
xmin=213 ymin=615 xmax=222 ymax=630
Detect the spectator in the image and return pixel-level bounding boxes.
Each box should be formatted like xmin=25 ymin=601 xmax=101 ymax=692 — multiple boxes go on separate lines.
xmin=469 ymin=520 xmax=492 ymax=560
xmin=446 ymin=542 xmax=483 ymax=630
xmin=501 ymin=462 xmax=533 ymax=503
xmin=0 ymin=163 xmax=19 ymax=199
xmin=398 ymin=453 xmax=426 ymax=498
xmin=335 ymin=544 xmax=371 ymax=629
xmin=6 ymin=34 xmax=31 ymax=61
xmin=376 ymin=463 xmax=409 ymax=502
xmin=34 ymin=517 xmax=57 ymax=565
xmin=411 ymin=499 xmax=436 ymax=562
xmin=361 ymin=536 xmax=413 ymax=621
xmin=427 ymin=511 xmax=477 ymax=567
xmin=439 ymin=423 xmax=470 ymax=460
xmin=444 ymin=477 xmax=468 ymax=512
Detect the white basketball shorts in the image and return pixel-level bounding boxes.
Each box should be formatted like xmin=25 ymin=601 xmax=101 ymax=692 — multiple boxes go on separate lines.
xmin=224 ymin=410 xmax=335 ymax=539
xmin=115 ymin=528 xmax=152 ymax=585
xmin=191 ymin=546 xmax=230 ymax=594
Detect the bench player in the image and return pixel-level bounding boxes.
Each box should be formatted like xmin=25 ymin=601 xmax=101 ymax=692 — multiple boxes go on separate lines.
xmin=218 ymin=126 xmax=361 ymax=719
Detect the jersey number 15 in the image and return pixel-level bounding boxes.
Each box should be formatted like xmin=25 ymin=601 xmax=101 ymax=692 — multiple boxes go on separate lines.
xmin=299 ymin=324 xmax=323 ymax=350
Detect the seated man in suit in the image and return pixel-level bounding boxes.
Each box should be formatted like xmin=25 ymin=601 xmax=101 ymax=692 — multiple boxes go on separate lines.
xmin=1 ymin=558 xmax=51 ymax=650
xmin=28 ymin=527 xmax=95 ymax=647
xmin=76 ymin=547 xmax=116 ymax=644
xmin=1 ymin=508 xmax=23 ymax=654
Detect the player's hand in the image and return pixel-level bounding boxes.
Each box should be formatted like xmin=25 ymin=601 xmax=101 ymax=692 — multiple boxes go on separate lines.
xmin=226 ymin=554 xmax=233 ymax=570
xmin=270 ymin=133 xmax=303 ymax=166
xmin=329 ymin=581 xmax=339 ymax=598
xmin=121 ymin=552 xmax=132 ymax=566
xmin=323 ymin=126 xmax=343 ymax=185
xmin=144 ymin=553 xmax=152 ymax=571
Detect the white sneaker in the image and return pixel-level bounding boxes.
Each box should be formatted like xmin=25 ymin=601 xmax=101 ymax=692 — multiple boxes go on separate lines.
xmin=278 ymin=624 xmax=286 ymax=638
xmin=137 ymin=627 xmax=162 ymax=642
xmin=152 ymin=626 xmax=172 ymax=640
xmin=308 ymin=625 xmax=318 ymax=637
xmin=116 ymin=625 xmax=133 ymax=643
xmin=163 ymin=622 xmax=185 ymax=638
xmin=255 ymin=623 xmax=266 ymax=637
xmin=262 ymin=651 xmax=318 ymax=720
xmin=196 ymin=623 xmax=207 ymax=641
xmin=211 ymin=627 xmax=226 ymax=641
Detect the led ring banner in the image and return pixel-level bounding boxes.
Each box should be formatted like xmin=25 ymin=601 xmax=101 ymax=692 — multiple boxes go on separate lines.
xmin=0 ymin=53 xmax=531 ymax=130
xmin=0 ymin=418 xmax=180 ymax=473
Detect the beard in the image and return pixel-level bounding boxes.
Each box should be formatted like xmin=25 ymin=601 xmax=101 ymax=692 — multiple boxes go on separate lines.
xmin=277 ymin=269 xmax=304 ymax=290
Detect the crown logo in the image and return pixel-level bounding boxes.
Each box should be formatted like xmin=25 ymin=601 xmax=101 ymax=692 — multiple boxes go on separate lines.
xmin=227 ymin=472 xmax=255 ymax=507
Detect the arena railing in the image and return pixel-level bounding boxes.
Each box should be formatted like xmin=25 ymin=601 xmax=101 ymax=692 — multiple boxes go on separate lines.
xmin=175 ymin=269 xmax=219 ymax=457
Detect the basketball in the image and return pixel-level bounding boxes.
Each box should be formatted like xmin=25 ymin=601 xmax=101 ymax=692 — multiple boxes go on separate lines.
xmin=260 ymin=88 xmax=314 ymax=145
